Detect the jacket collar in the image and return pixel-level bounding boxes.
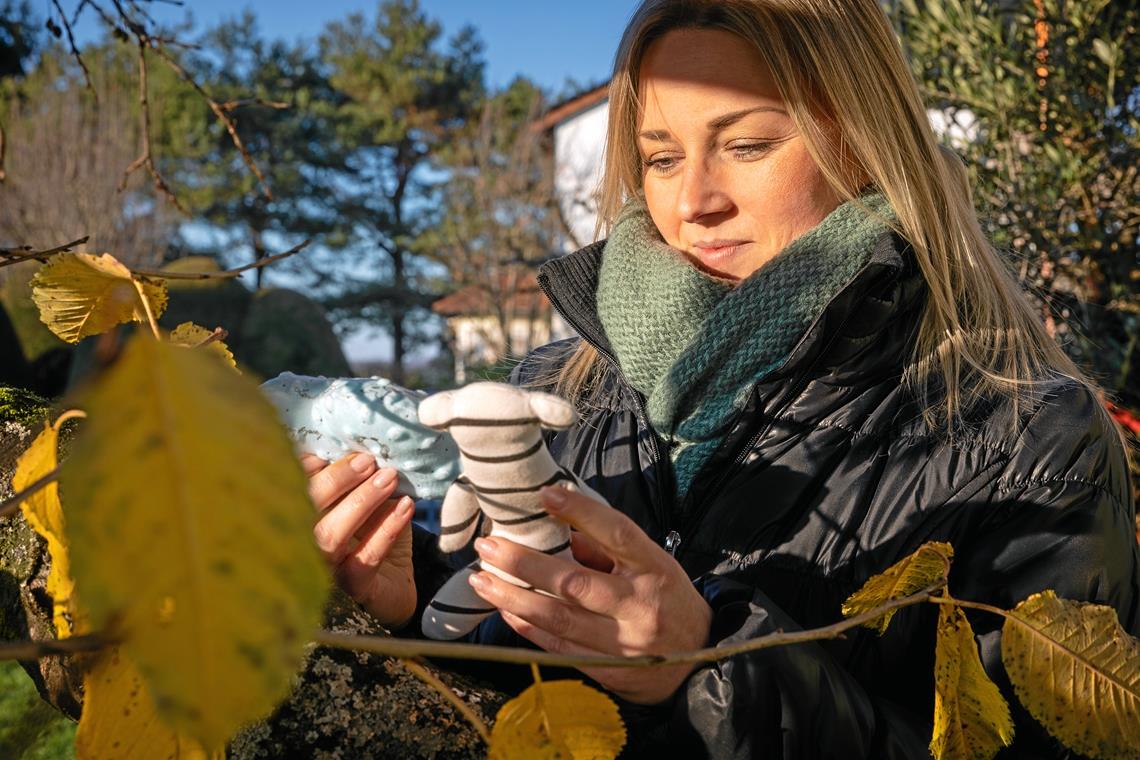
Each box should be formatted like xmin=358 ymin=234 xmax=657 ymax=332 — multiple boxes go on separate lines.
xmin=537 ymin=230 xmax=926 ymax=383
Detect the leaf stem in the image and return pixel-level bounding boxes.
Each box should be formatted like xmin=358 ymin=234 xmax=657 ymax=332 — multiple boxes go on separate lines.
xmin=131 ymin=278 xmax=162 ymax=340
xmin=927 ymin=595 xmax=1013 ymax=620
xmin=401 ymin=658 xmax=490 ymax=744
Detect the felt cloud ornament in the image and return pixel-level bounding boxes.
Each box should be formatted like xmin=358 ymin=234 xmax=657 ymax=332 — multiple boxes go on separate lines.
xmin=261 ymin=372 xmax=460 ymax=499
xmin=418 ymin=382 xmax=605 ymax=640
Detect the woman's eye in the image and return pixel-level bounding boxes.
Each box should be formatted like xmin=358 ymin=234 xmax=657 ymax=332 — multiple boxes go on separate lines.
xmin=728 ymin=142 xmax=775 ymax=159
xmin=644 ymin=155 xmax=680 ymax=175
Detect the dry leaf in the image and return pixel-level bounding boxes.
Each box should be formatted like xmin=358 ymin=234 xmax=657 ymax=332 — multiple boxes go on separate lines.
xmin=930 ymin=603 xmax=1013 ymax=759
xmin=59 ymin=333 xmax=329 ymax=750
xmin=31 ymin=252 xmax=168 ymax=343
xmin=12 ymin=413 xmax=87 ymax=637
xmin=489 ymin=680 xmax=626 ymax=760
xmin=841 ymin=541 xmax=954 ymax=634
xmin=77 ymin=647 xmax=213 ymax=760
xmin=169 ymin=322 xmax=237 ymax=371
xmin=1002 ymin=590 xmax=1140 ymax=759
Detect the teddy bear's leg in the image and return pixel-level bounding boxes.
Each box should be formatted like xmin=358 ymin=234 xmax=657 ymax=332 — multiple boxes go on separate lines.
xmin=437 ymin=479 xmax=482 ymax=554
xmin=421 ymin=561 xmax=497 ymax=640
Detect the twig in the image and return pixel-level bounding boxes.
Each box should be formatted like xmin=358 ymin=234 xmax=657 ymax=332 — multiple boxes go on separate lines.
xmin=0 ymin=122 xmax=6 ymax=182
xmin=0 ymin=465 xmax=62 ymax=521
xmin=131 ymin=240 xmax=311 ymax=280
xmin=147 ymin=43 xmax=274 ymax=201
xmin=52 ymin=0 xmax=96 ymax=96
xmin=120 ymin=39 xmax=186 ymax=213
xmin=218 ymin=98 xmax=289 ymax=113
xmin=401 ymin=659 xmax=490 ymax=744
xmin=0 ymin=236 xmax=90 ymax=268
xmin=192 ymin=327 xmax=229 ymax=348
xmin=0 ymin=633 xmax=109 ymax=661
xmin=313 ymin=583 xmax=943 ymax=670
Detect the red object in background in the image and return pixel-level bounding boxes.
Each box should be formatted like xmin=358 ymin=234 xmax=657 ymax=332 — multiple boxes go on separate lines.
xmin=1106 ymin=401 xmax=1140 ymax=436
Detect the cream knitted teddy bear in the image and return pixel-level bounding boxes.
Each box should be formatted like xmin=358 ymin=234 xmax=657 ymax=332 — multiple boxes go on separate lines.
xmin=417 ymin=382 xmax=605 ymax=640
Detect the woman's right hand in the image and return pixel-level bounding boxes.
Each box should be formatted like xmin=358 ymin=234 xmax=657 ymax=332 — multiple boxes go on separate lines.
xmin=302 ymin=452 xmax=417 ymax=629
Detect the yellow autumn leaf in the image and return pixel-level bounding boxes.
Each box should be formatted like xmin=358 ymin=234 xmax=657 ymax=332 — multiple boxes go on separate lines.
xmin=169 ymin=322 xmax=237 ymax=371
xmin=489 ymin=680 xmax=626 ymax=760
xmin=31 ymin=252 xmax=168 ymax=343
xmin=1001 ymin=590 xmax=1140 ymax=759
xmin=841 ymin=541 xmax=954 ymax=634
xmin=59 ymin=333 xmax=329 ymax=750
xmin=12 ymin=410 xmax=88 ymax=637
xmin=930 ymin=603 xmax=1014 ymax=760
xmin=77 ymin=646 xmax=214 ymax=760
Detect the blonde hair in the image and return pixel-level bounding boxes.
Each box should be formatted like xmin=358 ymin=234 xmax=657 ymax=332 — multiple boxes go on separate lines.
xmin=553 ymin=0 xmax=1131 ymax=457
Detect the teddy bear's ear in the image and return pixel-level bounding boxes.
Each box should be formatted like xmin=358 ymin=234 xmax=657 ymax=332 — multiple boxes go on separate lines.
xmin=418 ymin=390 xmax=456 ymax=429
xmin=528 ymin=392 xmax=576 ymax=430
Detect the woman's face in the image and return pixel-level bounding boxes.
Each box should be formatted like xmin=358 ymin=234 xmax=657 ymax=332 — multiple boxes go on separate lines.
xmin=637 ymin=28 xmax=842 ymax=280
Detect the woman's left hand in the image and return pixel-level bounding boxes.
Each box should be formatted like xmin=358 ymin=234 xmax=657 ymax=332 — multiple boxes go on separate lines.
xmin=468 ymin=486 xmax=712 ymax=705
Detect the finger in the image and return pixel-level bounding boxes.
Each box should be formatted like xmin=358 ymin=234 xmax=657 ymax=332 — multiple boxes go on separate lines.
xmin=499 ymin=609 xmax=644 ymax=691
xmin=540 ymin=487 xmax=659 ymax=570
xmin=468 ymin=570 xmax=621 ymax=651
xmin=313 ymin=468 xmax=400 ymax=563
xmin=474 ymin=538 xmax=630 ymax=616
xmin=351 ymin=496 xmax=415 ymax=567
xmin=570 ymin=531 xmax=615 ymax=573
xmin=307 ymin=452 xmax=377 ymax=511
xmin=299 ymin=453 xmax=328 ymax=476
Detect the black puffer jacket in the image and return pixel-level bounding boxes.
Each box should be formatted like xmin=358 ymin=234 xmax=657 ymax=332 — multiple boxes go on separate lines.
xmin=415 ymin=232 xmax=1140 ymax=759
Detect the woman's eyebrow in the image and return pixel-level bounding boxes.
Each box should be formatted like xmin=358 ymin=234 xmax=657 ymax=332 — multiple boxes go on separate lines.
xmin=638 ymin=106 xmax=789 ymax=142
xmin=707 ymin=105 xmax=787 ymax=131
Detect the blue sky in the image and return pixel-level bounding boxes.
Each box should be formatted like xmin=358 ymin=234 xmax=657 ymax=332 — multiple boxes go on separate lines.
xmin=70 ymin=0 xmax=639 ymax=93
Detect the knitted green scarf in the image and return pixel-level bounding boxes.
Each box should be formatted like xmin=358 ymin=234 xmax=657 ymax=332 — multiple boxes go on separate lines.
xmin=596 ymin=194 xmax=893 ymax=500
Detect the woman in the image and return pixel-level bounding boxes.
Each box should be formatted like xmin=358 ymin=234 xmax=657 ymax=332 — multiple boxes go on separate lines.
xmin=302 ymin=1 xmax=1139 ymax=757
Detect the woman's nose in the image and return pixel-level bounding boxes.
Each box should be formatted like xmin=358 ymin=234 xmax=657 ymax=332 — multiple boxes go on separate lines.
xmin=676 ymin=160 xmax=731 ymax=223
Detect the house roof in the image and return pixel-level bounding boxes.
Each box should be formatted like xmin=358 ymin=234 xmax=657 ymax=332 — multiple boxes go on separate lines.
xmin=530 ymin=82 xmax=610 ymax=133
xmin=432 ymin=270 xmax=552 ymax=318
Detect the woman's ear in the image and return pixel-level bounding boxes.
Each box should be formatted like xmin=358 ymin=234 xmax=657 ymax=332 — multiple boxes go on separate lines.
xmin=418 ymin=391 xmax=455 ymax=430
xmin=528 ymin=392 xmax=577 ymax=430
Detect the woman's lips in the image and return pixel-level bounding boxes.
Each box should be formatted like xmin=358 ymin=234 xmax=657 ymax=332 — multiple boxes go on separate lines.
xmin=690 ymin=240 xmax=752 ymax=266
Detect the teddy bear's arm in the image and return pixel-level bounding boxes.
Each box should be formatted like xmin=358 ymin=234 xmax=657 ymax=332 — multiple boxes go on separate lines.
xmin=437 ymin=479 xmax=482 ymax=553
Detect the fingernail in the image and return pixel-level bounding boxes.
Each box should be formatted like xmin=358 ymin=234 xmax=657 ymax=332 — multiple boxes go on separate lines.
xmin=468 ymin=573 xmax=488 ymax=591
xmin=540 ymin=486 xmax=567 ymax=510
xmin=396 ymin=497 xmax=414 ymax=518
xmin=474 ymin=538 xmax=496 ymax=556
xmin=372 ymin=468 xmax=396 ymax=488
xmin=350 ymin=453 xmax=374 ymax=472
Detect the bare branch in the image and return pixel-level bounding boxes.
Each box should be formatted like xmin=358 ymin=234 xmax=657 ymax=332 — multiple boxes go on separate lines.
xmin=120 ymin=39 xmax=187 ymax=213
xmin=131 ymin=239 xmax=311 ymax=280
xmin=0 ymin=633 xmax=109 ymax=661
xmin=51 ymin=0 xmax=96 ymax=96
xmin=218 ymin=98 xmax=290 ymax=113
xmin=0 ymin=465 xmax=62 ymax=521
xmin=314 ymin=582 xmax=944 ymax=670
xmin=147 ymin=42 xmax=274 ymax=201
xmin=0 ymin=236 xmax=90 ymax=268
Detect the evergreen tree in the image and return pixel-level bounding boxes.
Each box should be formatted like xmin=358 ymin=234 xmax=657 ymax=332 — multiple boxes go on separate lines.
xmin=316 ymin=0 xmax=485 ymax=382
xmin=898 ymin=0 xmax=1140 ymax=406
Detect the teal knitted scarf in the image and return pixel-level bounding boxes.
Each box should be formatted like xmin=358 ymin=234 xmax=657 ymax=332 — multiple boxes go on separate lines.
xmin=596 ymin=194 xmax=893 ymax=500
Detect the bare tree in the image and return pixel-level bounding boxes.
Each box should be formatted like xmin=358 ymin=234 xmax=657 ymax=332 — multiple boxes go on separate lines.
xmin=0 ymin=47 xmax=175 ymax=275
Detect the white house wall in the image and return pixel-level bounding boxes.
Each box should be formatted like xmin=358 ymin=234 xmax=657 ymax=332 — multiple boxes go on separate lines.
xmin=554 ymin=100 xmax=609 ymax=250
